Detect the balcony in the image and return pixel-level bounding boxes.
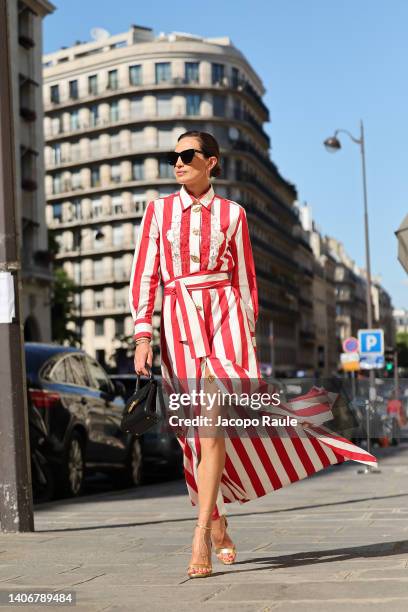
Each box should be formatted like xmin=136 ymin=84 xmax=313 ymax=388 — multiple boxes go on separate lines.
xmin=48 ymin=204 xmax=147 ymax=229
xmin=47 ymin=176 xmax=177 ymax=200
xmin=80 ymin=303 xmax=129 ymax=316
xmin=54 ymin=241 xmax=136 ymax=259
xmin=44 ymin=76 xmax=269 ymax=119
xmin=80 ymin=271 xmax=130 ymax=286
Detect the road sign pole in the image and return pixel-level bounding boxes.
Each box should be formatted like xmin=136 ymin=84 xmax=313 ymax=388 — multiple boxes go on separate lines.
xmin=394 ymin=351 xmax=399 ymax=400
xmin=357 ymin=328 xmax=384 ymax=475
xmin=351 ymin=371 xmax=356 ymax=401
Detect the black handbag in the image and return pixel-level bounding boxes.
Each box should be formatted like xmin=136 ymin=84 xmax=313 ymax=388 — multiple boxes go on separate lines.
xmin=120 ymin=365 xmax=162 ymax=436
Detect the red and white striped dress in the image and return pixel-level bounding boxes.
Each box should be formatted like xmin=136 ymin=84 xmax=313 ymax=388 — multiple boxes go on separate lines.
xmin=129 ymin=184 xmax=377 ymax=518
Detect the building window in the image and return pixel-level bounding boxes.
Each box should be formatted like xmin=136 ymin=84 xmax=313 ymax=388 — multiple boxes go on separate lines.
xmin=95 ymin=320 xmax=104 ymax=336
xmin=185 ymin=62 xmax=199 ymax=83
xmin=88 ymin=74 xmax=98 ymax=95
xmin=93 ymin=229 xmax=105 ymax=249
xmin=89 ymin=137 xmax=99 ymax=157
xmin=72 ymin=262 xmax=80 ymax=283
xmin=231 ymin=67 xmax=240 ymax=88
xmin=130 ymin=96 xmax=143 ymax=118
xmin=158 ymin=127 xmax=173 ymax=148
xmin=91 ymin=167 xmax=100 ymax=188
xmin=71 ymin=171 xmax=81 ymax=190
xmin=213 ymin=94 xmax=226 ymax=117
xmin=155 ymin=62 xmax=171 ymax=84
xmin=94 ymin=290 xmax=104 ymax=310
xmin=112 ymin=195 xmax=123 ymax=214
xmin=69 ymin=80 xmax=78 ymax=99
xmin=110 ymin=133 xmax=121 ymax=154
xmin=159 ymin=158 xmax=173 ymax=179
xmin=132 ymin=161 xmax=144 ymax=180
xmin=212 ymin=63 xmax=225 ymax=85
xmin=53 ymin=173 xmax=62 ymax=194
xmin=93 ymin=259 xmax=103 ymax=279
xmin=115 ymin=318 xmax=124 ymax=336
xmin=113 ymin=258 xmax=124 ymax=280
xmin=233 ymin=99 xmax=242 ymax=120
xmin=89 ymin=104 xmax=99 ymax=127
xmin=70 ymin=141 xmax=80 ymax=160
xmin=129 ymin=64 xmax=142 ymax=86
xmin=70 ymin=110 xmax=79 ymax=131
xmin=157 ymin=94 xmax=172 ymax=116
xmin=107 ymin=69 xmax=118 ymax=90
xmin=110 ymin=100 xmax=119 ymax=122
xmin=18 ymin=7 xmax=35 ymax=49
xmin=115 ymin=287 xmax=127 ymax=308
xmin=91 ymin=197 xmax=102 ymax=218
xmin=51 ymin=143 xmax=61 ymax=165
xmin=113 ymin=225 xmax=123 ymax=247
xmin=132 ymin=193 xmax=146 ymax=213
xmin=53 ymin=202 xmax=62 ymax=222
xmin=111 ymin=164 xmax=121 ymax=183
xmin=186 ymin=94 xmax=201 ymax=116
xmin=50 ymin=84 xmax=59 ymax=104
xmin=131 ymin=129 xmax=144 ymax=150
xmin=72 ymin=199 xmax=81 ymax=219
xmin=51 ymin=117 xmax=61 ymax=135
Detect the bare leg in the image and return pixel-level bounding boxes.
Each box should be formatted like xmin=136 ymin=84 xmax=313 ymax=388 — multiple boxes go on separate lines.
xmin=189 ymin=363 xmax=225 ymax=570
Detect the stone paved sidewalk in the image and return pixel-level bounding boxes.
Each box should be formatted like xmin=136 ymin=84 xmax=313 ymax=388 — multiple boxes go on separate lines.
xmin=1 ymin=444 xmax=408 ymax=611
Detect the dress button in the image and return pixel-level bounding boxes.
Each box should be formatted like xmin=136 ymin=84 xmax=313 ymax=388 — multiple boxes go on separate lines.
xmin=190 ymin=254 xmax=200 ymax=263
xmin=192 ymin=228 xmax=200 ymax=235
xmin=207 ymin=374 xmax=215 ymax=383
xmin=196 ymin=304 xmax=203 ymax=311
xmin=192 ymin=205 xmax=202 ymax=212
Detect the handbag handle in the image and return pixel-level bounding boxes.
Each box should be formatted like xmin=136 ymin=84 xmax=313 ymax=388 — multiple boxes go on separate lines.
xmin=134 ymin=363 xmax=154 ymax=393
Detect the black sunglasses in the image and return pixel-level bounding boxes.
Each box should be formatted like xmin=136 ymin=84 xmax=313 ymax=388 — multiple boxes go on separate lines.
xmin=166 ymin=148 xmax=205 ymax=166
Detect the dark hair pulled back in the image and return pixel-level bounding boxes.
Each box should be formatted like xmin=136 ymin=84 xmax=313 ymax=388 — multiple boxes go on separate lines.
xmin=177 ymin=131 xmax=221 ymax=178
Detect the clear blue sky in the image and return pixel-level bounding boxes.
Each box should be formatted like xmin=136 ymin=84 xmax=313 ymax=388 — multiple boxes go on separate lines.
xmin=44 ymin=0 xmax=408 ymax=309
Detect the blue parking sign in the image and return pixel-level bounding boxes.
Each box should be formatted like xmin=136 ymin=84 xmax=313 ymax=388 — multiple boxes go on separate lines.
xmin=358 ymin=329 xmax=384 ymax=355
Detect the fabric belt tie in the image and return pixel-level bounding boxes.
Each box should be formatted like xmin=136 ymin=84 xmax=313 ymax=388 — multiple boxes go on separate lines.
xmin=163 ymin=271 xmax=232 ymax=359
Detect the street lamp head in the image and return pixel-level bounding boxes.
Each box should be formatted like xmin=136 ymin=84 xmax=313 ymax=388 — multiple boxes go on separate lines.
xmin=324 ymin=136 xmax=341 ymax=153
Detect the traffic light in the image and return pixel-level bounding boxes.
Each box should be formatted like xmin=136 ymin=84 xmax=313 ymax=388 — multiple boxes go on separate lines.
xmin=384 ymin=348 xmax=395 ymax=376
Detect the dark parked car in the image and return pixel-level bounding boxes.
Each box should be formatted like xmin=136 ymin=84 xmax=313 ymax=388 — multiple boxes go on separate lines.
xmin=109 ymin=373 xmax=183 ymax=474
xmin=25 ymin=342 xmax=143 ymax=498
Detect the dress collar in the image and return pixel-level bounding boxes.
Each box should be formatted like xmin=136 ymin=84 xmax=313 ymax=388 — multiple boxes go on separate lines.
xmin=179 ymin=184 xmax=215 ymax=211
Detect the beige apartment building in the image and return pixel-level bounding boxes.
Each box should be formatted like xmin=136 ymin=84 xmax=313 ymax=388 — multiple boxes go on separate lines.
xmin=5 ymin=0 xmax=54 ymax=341
xmin=296 ymin=203 xmax=338 ymax=377
xmin=326 ymin=236 xmax=395 ymax=353
xmin=43 ymin=25 xmax=308 ymax=372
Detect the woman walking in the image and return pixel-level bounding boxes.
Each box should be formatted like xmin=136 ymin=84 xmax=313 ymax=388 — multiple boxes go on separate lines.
xmin=129 ymin=131 xmax=377 ymax=578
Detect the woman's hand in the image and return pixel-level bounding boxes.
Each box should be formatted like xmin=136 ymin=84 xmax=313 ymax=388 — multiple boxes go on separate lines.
xmin=134 ymin=342 xmax=153 ymax=376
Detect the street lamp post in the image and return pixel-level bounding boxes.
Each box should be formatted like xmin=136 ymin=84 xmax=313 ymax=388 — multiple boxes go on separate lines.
xmin=324 ymin=120 xmax=379 ymax=472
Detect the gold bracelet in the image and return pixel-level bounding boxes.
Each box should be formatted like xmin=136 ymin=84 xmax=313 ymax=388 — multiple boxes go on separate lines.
xmin=135 ymin=337 xmax=151 ymax=346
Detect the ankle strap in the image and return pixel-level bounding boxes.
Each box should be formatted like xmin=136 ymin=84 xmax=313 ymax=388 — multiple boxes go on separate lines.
xmin=196 ymin=523 xmax=212 ymax=530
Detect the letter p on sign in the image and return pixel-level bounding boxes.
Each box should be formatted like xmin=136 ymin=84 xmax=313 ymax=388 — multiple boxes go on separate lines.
xmin=358 ymin=329 xmax=384 ymax=356
xmin=366 ymin=335 xmax=378 ymax=351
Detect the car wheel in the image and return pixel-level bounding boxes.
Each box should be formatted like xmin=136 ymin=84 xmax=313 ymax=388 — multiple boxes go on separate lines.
xmin=58 ymin=432 xmax=85 ymax=497
xmin=115 ymin=437 xmax=143 ymax=488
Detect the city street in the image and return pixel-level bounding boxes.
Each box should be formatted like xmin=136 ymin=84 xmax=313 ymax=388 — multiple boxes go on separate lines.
xmin=1 ymin=444 xmax=408 ymax=611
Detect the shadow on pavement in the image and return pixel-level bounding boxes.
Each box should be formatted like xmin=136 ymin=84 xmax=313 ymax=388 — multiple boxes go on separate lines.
xmin=237 ymin=539 xmax=408 ymax=571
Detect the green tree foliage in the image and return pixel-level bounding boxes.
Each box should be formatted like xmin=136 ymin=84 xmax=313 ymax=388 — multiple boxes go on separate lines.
xmin=51 ymin=267 xmax=79 ymax=346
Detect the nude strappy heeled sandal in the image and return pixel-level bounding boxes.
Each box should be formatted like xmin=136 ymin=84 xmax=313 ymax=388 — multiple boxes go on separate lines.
xmin=212 ymin=515 xmax=237 ymax=565
xmin=187 ymin=523 xmax=213 ymax=578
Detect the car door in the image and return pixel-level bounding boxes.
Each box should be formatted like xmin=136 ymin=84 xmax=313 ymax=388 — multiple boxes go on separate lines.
xmin=84 ymin=356 xmax=127 ymax=463
xmin=67 ymin=353 xmax=108 ymax=463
